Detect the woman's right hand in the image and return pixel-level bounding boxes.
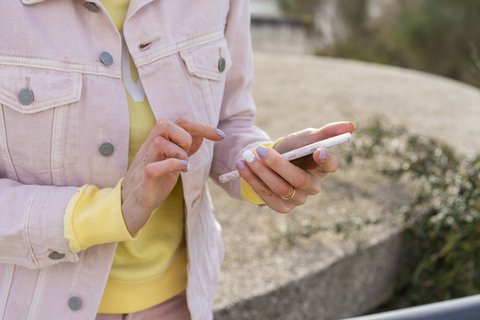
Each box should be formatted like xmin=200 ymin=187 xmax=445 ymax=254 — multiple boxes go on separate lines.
xmin=121 ymin=117 xmax=226 ymax=235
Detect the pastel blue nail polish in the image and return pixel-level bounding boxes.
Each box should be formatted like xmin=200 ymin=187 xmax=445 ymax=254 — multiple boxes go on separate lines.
xmin=236 ymin=159 xmax=245 ymax=170
xmin=256 ymin=145 xmax=268 ymax=158
xmin=319 ymin=150 xmax=327 ymax=161
xmin=216 ymin=129 xmax=226 ymax=138
xmin=181 ymin=160 xmax=188 ymax=166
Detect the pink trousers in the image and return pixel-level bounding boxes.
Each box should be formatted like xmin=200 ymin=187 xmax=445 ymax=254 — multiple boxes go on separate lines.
xmin=95 ymin=291 xmax=191 ymax=320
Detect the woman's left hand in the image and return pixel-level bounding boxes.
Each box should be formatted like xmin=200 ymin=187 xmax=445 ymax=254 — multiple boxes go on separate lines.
xmin=235 ymin=121 xmax=356 ymax=213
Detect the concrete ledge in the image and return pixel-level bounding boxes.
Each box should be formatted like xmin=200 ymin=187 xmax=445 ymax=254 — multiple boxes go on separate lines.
xmin=211 ymin=166 xmax=411 ymax=319
xmin=210 ymin=53 xmax=480 ymax=319
xmin=214 ymin=228 xmax=405 ymax=320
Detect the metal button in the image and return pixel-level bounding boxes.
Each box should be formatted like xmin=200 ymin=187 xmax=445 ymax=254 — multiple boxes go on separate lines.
xmin=100 ymin=52 xmax=113 ymax=66
xmin=218 ymin=58 xmax=226 ymax=72
xmin=18 ymin=88 xmax=34 ymax=105
xmin=48 ymin=252 xmax=65 ymax=260
xmin=99 ymin=142 xmax=114 ymax=156
xmin=84 ymin=2 xmax=98 ymax=12
xmin=68 ymin=297 xmax=81 ymax=311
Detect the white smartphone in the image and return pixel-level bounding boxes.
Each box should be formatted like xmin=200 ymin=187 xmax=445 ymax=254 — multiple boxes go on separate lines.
xmin=219 ymin=132 xmax=352 ymax=183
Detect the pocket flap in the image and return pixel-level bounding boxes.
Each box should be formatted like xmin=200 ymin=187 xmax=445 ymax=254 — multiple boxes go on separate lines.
xmin=0 ymin=65 xmax=82 ymax=114
xmin=179 ymin=37 xmax=232 ymax=81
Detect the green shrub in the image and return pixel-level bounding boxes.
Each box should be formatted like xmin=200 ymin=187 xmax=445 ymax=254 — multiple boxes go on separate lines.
xmin=279 ymin=0 xmax=480 ymax=87
xmin=345 ymin=118 xmax=480 ymax=309
xmin=272 ymin=117 xmax=480 ymax=309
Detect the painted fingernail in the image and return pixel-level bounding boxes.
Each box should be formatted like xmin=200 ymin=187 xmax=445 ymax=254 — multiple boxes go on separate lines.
xmin=319 ymin=150 xmax=327 ymax=161
xmin=349 ymin=122 xmax=357 ymax=130
xmin=236 ymin=159 xmax=245 ymax=170
xmin=216 ymin=129 xmax=226 ymax=138
xmin=256 ymin=145 xmax=268 ymax=158
xmin=181 ymin=160 xmax=189 ymax=170
xmin=243 ymin=150 xmax=255 ymax=163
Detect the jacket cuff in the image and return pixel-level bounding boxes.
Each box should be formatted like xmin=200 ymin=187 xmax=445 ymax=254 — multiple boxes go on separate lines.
xmin=26 ymin=185 xmax=80 ymax=268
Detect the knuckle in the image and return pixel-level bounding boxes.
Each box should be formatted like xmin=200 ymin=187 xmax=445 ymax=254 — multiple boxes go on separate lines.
xmin=186 ymin=135 xmax=193 ymax=147
xmin=152 ymin=136 xmax=167 ymax=149
xmin=273 ymin=182 xmax=290 ymax=198
xmin=326 ymin=162 xmax=339 ymax=173
xmin=310 ymin=182 xmax=321 ymax=195
xmin=330 ymin=164 xmax=339 ymax=173
xmin=165 ymin=159 xmax=178 ymax=173
xmin=155 ymin=118 xmax=171 ymax=133
xmin=326 ymin=158 xmax=340 ymax=173
xmin=144 ymin=164 xmax=156 ymax=179
xmin=155 ymin=118 xmax=169 ymax=128
xmin=297 ymin=196 xmax=307 ymax=206
xmin=278 ymin=203 xmax=292 ymax=214
xmin=264 ymin=154 xmax=282 ymax=168
xmin=201 ymin=121 xmax=211 ymax=130
xmin=175 ymin=117 xmax=188 ymax=127
xmin=256 ymin=185 xmax=271 ymax=198
xmin=304 ymin=129 xmax=318 ymax=142
xmin=292 ymin=172 xmax=308 ymax=188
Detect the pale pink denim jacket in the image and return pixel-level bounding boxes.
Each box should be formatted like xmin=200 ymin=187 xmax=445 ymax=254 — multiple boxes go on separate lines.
xmin=0 ymin=0 xmax=270 ymax=319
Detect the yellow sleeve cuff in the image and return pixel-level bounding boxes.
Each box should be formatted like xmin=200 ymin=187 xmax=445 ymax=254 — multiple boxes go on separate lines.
xmin=240 ymin=178 xmax=265 ymax=204
xmin=64 ymin=178 xmax=139 ymax=253
xmin=240 ymin=138 xmax=284 ymax=205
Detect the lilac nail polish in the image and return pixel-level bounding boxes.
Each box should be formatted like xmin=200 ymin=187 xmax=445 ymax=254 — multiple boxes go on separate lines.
xmin=256 ymin=145 xmax=268 ymax=158
xmin=181 ymin=160 xmax=188 ymax=166
xmin=319 ymin=150 xmax=327 ymax=161
xmin=216 ymin=129 xmax=226 ymax=138
xmin=236 ymin=159 xmax=245 ymax=170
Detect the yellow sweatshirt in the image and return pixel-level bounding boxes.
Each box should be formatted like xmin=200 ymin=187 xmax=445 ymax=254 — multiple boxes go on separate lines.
xmin=64 ymin=0 xmax=186 ymax=313
xmin=63 ymin=0 xmax=269 ymax=314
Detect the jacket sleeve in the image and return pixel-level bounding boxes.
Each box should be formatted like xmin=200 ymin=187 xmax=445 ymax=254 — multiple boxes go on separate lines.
xmin=210 ymin=0 xmax=272 ymax=199
xmin=0 ymin=178 xmax=80 ymax=269
xmin=64 ymin=179 xmax=138 ymax=253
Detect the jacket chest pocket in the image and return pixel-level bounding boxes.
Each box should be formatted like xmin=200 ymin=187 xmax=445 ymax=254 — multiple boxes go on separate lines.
xmin=179 ymin=37 xmax=232 ymax=126
xmin=0 ymin=65 xmax=81 ymax=179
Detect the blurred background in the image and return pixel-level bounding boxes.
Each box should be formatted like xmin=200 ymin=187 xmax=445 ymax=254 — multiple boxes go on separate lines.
xmin=213 ymin=2 xmax=480 ymax=319
xmin=250 ymin=0 xmax=480 ymax=88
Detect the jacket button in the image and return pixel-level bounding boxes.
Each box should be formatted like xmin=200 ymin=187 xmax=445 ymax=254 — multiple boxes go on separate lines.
xmin=68 ymin=297 xmax=82 ymax=311
xmin=48 ymin=252 xmax=65 ymax=260
xmin=99 ymin=142 xmax=114 ymax=156
xmin=218 ymin=58 xmax=226 ymax=72
xmin=84 ymin=2 xmax=98 ymax=12
xmin=100 ymin=52 xmax=113 ymax=66
xmin=18 ymin=88 xmax=34 ymax=105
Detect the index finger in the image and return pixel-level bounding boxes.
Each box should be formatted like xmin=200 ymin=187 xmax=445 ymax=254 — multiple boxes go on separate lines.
xmin=174 ymin=117 xmax=226 ymax=141
xmin=142 ymin=118 xmax=193 ymax=154
xmin=275 ymin=121 xmax=355 ymax=154
xmin=315 ymin=121 xmax=356 ymax=141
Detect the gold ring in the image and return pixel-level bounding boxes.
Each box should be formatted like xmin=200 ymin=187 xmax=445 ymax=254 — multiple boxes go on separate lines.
xmin=281 ymin=187 xmax=296 ymax=200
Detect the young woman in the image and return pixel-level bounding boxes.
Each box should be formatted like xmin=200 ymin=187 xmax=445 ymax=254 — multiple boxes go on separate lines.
xmin=0 ymin=1 xmax=355 ymax=319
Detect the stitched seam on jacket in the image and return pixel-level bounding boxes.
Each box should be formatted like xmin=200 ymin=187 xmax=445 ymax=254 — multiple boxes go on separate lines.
xmin=24 ymin=186 xmax=42 ymax=269
xmin=0 ymin=73 xmax=83 ymax=114
xmin=0 ymin=264 xmax=15 ymax=319
xmin=0 ymin=92 xmax=77 ymax=114
xmin=136 ymin=30 xmax=224 ymax=67
xmin=69 ymin=187 xmax=86 ymax=252
xmin=0 ymin=105 xmax=18 ymax=181
xmin=26 ymin=268 xmax=48 ymax=320
xmin=0 ymin=55 xmax=122 ymax=78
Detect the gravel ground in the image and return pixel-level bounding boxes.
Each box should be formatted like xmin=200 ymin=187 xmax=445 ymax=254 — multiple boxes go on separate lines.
xmin=209 ymin=52 xmax=480 ymax=317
